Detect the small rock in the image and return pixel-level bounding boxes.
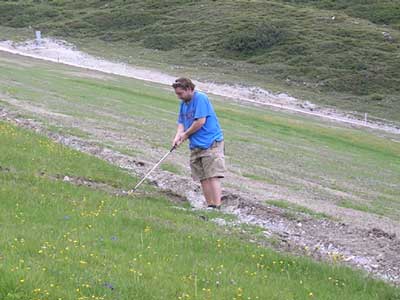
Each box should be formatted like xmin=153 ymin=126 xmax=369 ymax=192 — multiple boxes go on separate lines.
xmin=382 ymin=32 xmax=395 ymax=43
xmin=371 ymin=264 xmax=379 ymax=269
xmin=300 ymin=101 xmax=317 ymax=111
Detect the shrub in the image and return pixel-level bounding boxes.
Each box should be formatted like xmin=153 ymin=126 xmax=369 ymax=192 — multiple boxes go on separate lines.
xmin=143 ymin=34 xmax=181 ymax=51
xmin=369 ymin=94 xmax=384 ymax=101
xmin=224 ymin=23 xmax=286 ymax=54
xmin=0 ymin=3 xmax=59 ymax=28
xmin=86 ymin=11 xmax=156 ymax=31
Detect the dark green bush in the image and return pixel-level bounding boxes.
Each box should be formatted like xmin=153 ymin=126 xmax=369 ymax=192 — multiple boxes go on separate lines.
xmin=0 ymin=3 xmax=25 ymax=22
xmin=224 ymin=23 xmax=286 ymax=54
xmin=281 ymin=0 xmax=400 ymax=26
xmin=86 ymin=11 xmax=156 ymax=31
xmin=143 ymin=34 xmax=181 ymax=51
xmin=0 ymin=3 xmax=59 ymax=28
xmin=369 ymin=94 xmax=384 ymax=101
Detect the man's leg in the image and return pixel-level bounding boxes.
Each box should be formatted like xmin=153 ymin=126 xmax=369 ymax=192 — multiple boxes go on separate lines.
xmin=200 ymin=178 xmax=214 ymax=206
xmin=196 ymin=141 xmax=225 ymax=208
xmin=209 ymin=177 xmax=222 ymax=206
xmin=201 ymin=177 xmax=222 ymax=207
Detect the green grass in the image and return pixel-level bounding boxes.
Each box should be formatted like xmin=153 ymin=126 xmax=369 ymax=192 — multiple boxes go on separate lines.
xmin=0 ymin=122 xmax=134 ymax=189
xmin=280 ymin=0 xmax=400 ymax=28
xmin=0 ymin=51 xmax=399 ymax=222
xmin=46 ymin=124 xmax=91 ymax=139
xmin=266 ymin=200 xmax=332 ymax=220
xmin=1 ymin=120 xmax=400 ymax=300
xmin=337 ymin=198 xmax=397 ymax=218
xmin=160 ymin=163 xmax=182 ymax=175
xmin=243 ymin=173 xmax=269 ymax=182
xmin=1 ymin=0 xmax=400 ymax=122
xmin=338 ymin=199 xmax=376 ymax=214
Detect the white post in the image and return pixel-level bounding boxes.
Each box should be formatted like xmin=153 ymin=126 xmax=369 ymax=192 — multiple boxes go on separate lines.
xmin=35 ymin=30 xmax=42 ymax=46
xmin=364 ymin=113 xmax=368 ymax=125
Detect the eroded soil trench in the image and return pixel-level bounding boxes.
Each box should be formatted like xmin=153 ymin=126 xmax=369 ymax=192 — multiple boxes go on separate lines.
xmin=1 ymin=105 xmax=399 ymax=286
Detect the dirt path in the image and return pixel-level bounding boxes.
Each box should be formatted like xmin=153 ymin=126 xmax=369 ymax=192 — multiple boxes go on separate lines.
xmin=0 ymin=38 xmax=399 ymax=135
xmin=1 ymin=103 xmax=399 ymax=286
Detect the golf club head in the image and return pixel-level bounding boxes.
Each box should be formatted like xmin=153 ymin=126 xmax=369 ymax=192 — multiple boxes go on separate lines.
xmin=118 ymin=189 xmax=137 ymax=196
xmin=127 ymin=189 xmax=136 ymax=195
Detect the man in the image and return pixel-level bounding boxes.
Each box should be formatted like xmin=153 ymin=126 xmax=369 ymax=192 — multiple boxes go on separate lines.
xmin=172 ymin=77 xmax=225 ymax=209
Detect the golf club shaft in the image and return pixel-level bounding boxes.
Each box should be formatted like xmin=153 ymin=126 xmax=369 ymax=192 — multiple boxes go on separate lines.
xmin=132 ymin=145 xmax=176 ymax=191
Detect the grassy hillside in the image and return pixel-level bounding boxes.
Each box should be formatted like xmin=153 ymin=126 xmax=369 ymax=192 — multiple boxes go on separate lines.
xmin=281 ymin=0 xmax=400 ymax=27
xmin=0 ymin=0 xmax=400 ymax=121
xmin=1 ymin=120 xmax=400 ymax=300
xmin=0 ymin=51 xmax=399 ymax=223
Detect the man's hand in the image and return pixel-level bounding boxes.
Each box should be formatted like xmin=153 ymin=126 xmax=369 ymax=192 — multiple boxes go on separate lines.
xmin=172 ymin=118 xmax=205 ymax=148
xmin=172 ymin=135 xmax=182 ymax=147
xmin=173 ymin=123 xmax=185 ymax=148
xmin=172 ymin=132 xmax=188 ymax=148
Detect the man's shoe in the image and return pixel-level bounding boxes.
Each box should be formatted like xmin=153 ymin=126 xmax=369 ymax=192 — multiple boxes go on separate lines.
xmin=206 ymin=205 xmax=221 ymax=210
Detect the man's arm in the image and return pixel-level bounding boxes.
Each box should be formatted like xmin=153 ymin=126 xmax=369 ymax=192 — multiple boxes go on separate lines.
xmin=174 ymin=117 xmax=206 ymax=146
xmin=183 ymin=117 xmax=206 ymax=139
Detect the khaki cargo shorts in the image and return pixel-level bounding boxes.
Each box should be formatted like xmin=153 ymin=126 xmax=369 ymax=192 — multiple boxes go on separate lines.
xmin=190 ymin=141 xmax=226 ymax=181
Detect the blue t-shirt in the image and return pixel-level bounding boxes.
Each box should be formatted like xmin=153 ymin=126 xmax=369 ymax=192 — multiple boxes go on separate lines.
xmin=178 ymin=91 xmax=223 ymax=149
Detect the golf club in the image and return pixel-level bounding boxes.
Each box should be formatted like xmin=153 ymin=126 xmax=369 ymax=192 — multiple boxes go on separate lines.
xmin=127 ymin=144 xmax=177 ymax=194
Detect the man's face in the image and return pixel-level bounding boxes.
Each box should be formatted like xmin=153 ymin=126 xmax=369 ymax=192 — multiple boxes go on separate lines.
xmin=174 ymin=87 xmax=193 ymax=102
